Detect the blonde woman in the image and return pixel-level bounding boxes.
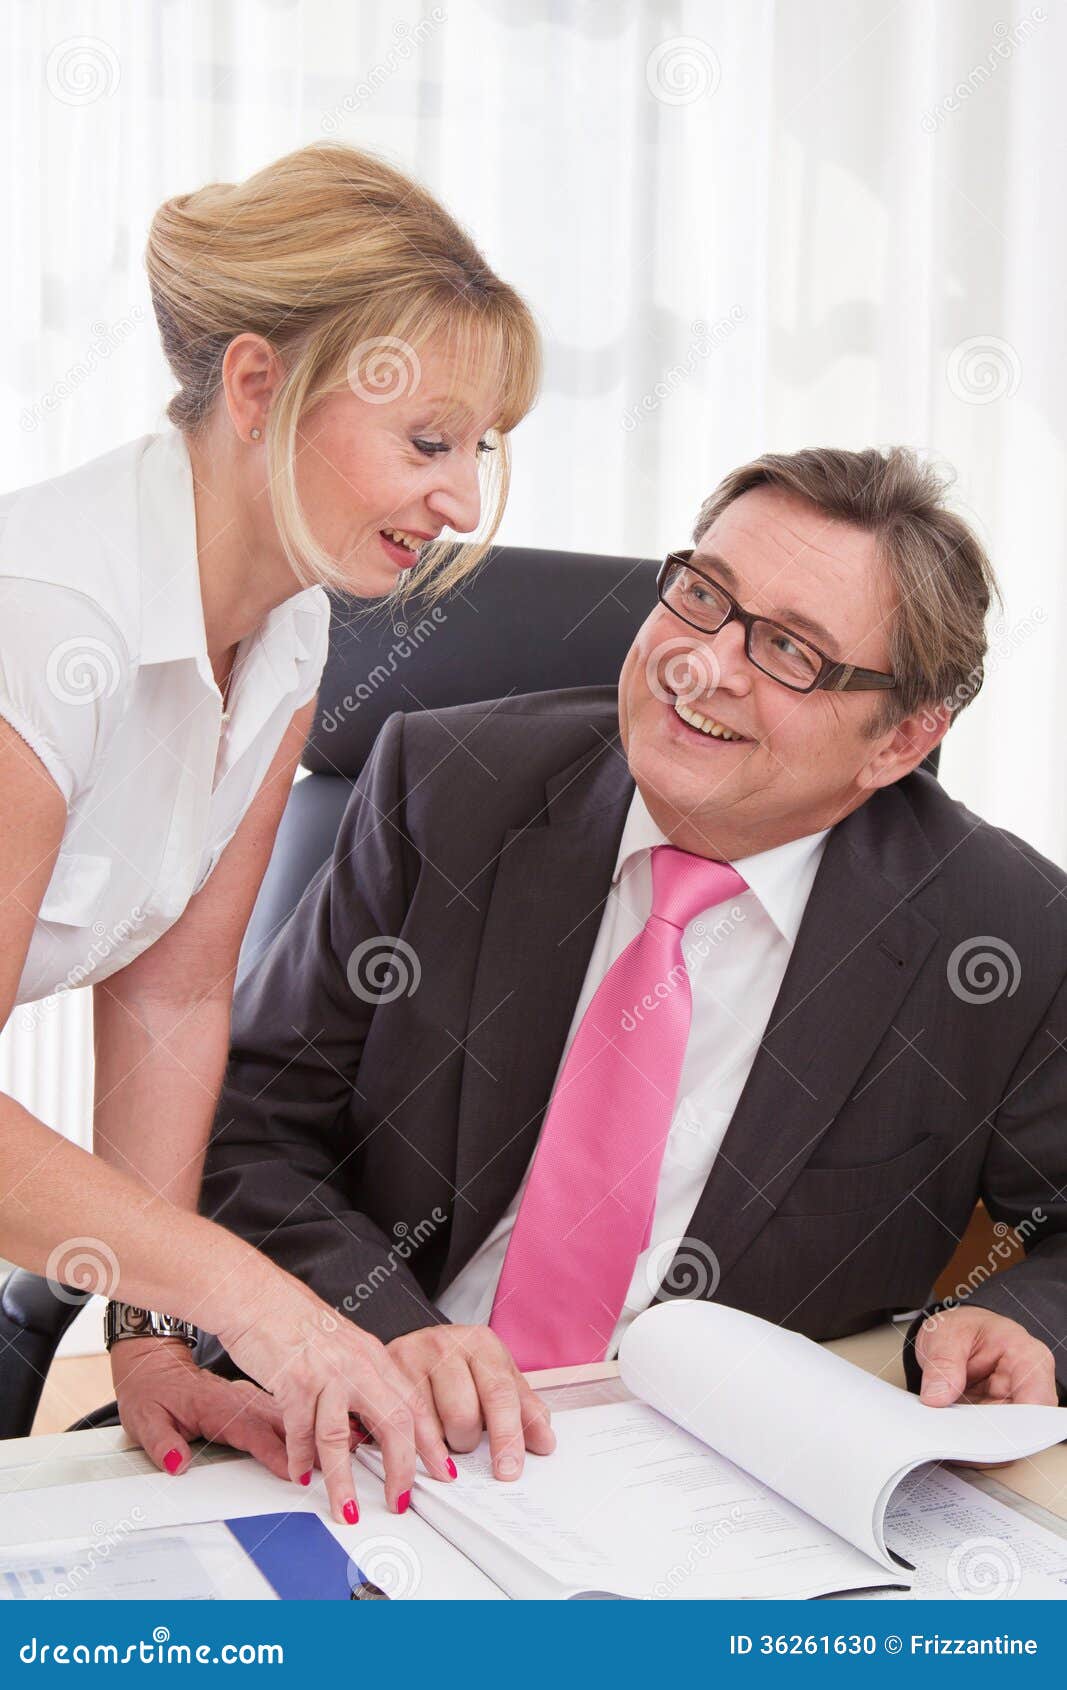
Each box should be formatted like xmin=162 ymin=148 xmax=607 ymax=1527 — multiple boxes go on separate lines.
xmin=0 ymin=142 xmax=540 ymax=1525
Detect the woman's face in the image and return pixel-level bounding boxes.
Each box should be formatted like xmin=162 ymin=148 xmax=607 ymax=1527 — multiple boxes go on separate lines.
xmin=292 ymin=340 xmax=498 ymax=596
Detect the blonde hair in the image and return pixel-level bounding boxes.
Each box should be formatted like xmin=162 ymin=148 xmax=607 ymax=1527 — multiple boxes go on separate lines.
xmin=694 ymin=447 xmax=1002 ymax=738
xmin=145 ymin=142 xmax=541 ymax=599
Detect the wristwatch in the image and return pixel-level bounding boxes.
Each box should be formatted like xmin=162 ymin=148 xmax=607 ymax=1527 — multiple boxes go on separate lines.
xmin=104 ymin=1301 xmax=198 ymax=1351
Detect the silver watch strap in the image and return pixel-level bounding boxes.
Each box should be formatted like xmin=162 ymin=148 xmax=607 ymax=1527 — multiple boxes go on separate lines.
xmin=105 ymin=1302 xmax=198 ymax=1351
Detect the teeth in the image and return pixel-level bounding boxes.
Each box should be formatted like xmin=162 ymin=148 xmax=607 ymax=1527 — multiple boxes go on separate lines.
xmin=674 ymin=699 xmax=747 ymax=741
xmin=382 ymin=525 xmax=421 ymax=552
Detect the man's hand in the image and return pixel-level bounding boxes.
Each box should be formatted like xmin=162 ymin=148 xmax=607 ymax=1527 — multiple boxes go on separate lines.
xmin=110 ymin=1338 xmax=295 ymax=1480
xmin=914 ymin=1306 xmax=1058 ymax=1408
xmin=386 ymin=1325 xmax=556 ymax=1481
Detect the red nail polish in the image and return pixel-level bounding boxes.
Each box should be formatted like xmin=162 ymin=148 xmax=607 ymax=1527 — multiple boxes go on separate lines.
xmin=342 ymin=1499 xmax=359 ymax=1525
xmin=397 ymin=1490 xmax=411 ymax=1514
xmin=445 ymin=1458 xmax=457 ymax=1479
xmin=299 ymin=1471 xmax=311 ymax=1486
xmin=163 ymin=1449 xmax=182 ymax=1474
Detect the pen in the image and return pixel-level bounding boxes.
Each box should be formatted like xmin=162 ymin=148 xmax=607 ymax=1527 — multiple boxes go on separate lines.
xmin=349 ymin=1563 xmax=390 ymax=1599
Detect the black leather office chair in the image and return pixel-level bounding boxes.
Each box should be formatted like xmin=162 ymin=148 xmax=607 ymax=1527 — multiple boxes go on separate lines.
xmin=0 ymin=543 xmax=940 ymax=1437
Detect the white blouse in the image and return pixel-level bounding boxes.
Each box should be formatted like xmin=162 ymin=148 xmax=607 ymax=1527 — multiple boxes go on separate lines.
xmin=0 ymin=425 xmax=331 ymax=1007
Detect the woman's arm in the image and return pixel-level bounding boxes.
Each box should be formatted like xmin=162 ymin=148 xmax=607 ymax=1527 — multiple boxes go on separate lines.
xmin=91 ymin=700 xmax=315 ymax=1208
xmin=0 ymin=714 xmax=262 ymax=1322
xmin=0 ymin=715 xmax=450 ymax=1520
xmin=91 ymin=702 xmax=314 ymax=1482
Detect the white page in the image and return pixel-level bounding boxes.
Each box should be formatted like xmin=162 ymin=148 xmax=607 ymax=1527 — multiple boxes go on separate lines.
xmin=0 ymin=1455 xmax=503 ymax=1601
xmin=881 ymin=1466 xmax=1067 ymax=1599
xmin=0 ymin=1523 xmax=276 ymax=1601
xmin=361 ymin=1402 xmax=906 ymax=1599
xmin=618 ymin=1301 xmax=1067 ymax=1567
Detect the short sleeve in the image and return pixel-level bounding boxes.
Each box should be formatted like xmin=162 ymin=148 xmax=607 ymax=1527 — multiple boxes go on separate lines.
xmin=0 ymin=576 xmax=131 ymax=805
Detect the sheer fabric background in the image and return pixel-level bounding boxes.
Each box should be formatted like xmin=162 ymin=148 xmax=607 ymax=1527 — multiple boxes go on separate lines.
xmin=2 ymin=0 xmax=1062 ymax=1155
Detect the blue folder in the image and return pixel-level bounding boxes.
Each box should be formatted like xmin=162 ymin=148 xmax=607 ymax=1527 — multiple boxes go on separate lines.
xmin=223 ymin=1513 xmax=381 ymax=1601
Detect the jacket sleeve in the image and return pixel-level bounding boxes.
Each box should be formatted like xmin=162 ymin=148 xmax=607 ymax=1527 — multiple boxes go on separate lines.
xmin=902 ymin=968 xmax=1067 ymax=1401
xmin=196 ymin=710 xmax=450 ymax=1371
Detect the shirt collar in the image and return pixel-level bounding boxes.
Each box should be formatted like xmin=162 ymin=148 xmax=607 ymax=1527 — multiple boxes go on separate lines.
xmin=135 ymin=422 xmax=317 ymax=679
xmin=613 ymin=785 xmax=832 ymax=946
xmin=135 ymin=424 xmax=211 ymax=666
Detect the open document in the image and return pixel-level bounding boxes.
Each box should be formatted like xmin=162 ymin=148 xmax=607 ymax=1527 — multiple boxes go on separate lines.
xmin=358 ymin=1301 xmax=1067 ymax=1600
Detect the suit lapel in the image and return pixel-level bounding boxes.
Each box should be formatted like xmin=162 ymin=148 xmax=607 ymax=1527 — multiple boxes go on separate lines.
xmin=678 ymin=781 xmax=944 ymax=1288
xmin=440 ymin=725 xmax=635 ymax=1282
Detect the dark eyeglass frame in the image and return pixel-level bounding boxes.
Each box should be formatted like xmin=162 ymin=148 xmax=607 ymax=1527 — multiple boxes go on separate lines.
xmin=656 ymin=550 xmax=898 ymax=695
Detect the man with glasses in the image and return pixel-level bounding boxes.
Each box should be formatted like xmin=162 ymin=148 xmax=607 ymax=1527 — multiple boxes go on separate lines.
xmin=191 ymin=446 xmax=1065 ymax=1486
xmin=656 ymin=549 xmax=900 ymax=694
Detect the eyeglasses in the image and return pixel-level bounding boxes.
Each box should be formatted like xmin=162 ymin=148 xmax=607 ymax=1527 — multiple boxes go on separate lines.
xmin=656 ymin=550 xmax=898 ymax=695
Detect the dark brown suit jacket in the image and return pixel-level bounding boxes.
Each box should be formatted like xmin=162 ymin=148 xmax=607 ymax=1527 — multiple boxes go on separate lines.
xmin=196 ymin=687 xmax=1067 ymax=1388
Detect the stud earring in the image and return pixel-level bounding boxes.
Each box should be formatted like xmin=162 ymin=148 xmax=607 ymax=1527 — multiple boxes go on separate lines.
xmin=250 ymin=427 xmax=262 ymax=440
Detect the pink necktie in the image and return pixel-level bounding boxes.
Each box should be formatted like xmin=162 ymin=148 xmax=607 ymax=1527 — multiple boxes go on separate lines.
xmin=489 ymin=844 xmax=748 ymax=1370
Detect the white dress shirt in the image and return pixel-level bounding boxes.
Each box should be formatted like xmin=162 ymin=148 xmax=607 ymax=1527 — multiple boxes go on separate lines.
xmin=438 ymin=787 xmax=831 ymax=1353
xmin=0 ymin=425 xmax=331 ymax=1007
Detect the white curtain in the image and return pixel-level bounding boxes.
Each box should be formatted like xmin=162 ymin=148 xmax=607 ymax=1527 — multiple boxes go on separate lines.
xmin=3 ymin=0 xmax=1064 ymax=1153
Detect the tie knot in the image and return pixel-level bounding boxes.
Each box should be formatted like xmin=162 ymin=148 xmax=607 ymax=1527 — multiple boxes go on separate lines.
xmin=649 ymin=844 xmax=748 ymax=933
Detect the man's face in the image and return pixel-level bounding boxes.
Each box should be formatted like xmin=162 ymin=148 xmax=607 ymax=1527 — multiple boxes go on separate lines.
xmin=618 ymin=485 xmax=945 ymax=860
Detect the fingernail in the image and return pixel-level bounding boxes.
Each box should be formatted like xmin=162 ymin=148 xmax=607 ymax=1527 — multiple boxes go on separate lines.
xmin=495 ymin=1453 xmax=520 ymax=1478
xmin=445 ymin=1457 xmax=458 ymax=1479
xmin=925 ymin=1381 xmax=952 ymax=1401
xmin=397 ymin=1490 xmax=411 ymax=1514
xmin=342 ymin=1499 xmax=359 ymax=1525
xmin=163 ymin=1449 xmax=182 ymax=1475
xmin=299 ymin=1471 xmax=311 ymax=1486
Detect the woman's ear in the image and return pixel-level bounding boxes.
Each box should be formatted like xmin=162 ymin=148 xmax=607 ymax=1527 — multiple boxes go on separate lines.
xmin=220 ymin=333 xmax=285 ymax=438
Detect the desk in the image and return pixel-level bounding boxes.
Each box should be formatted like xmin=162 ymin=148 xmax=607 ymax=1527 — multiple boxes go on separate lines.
xmin=3 ymin=1323 xmax=1066 ymax=1597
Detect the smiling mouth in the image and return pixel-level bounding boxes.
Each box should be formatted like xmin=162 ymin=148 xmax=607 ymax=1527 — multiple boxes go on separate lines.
xmin=380 ymin=524 xmax=425 ymax=553
xmin=378 ymin=530 xmax=422 ymax=569
xmin=671 ymin=697 xmax=754 ymax=743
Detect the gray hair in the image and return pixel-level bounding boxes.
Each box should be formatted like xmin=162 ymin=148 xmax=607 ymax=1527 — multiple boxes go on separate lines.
xmin=693 ymin=447 xmax=1002 ymax=738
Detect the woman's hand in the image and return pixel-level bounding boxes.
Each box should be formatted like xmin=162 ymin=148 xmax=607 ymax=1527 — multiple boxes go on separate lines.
xmin=386 ymin=1324 xmax=556 ymax=1480
xmin=213 ymin=1267 xmax=455 ymax=1523
xmin=110 ymin=1339 xmax=294 ymax=1481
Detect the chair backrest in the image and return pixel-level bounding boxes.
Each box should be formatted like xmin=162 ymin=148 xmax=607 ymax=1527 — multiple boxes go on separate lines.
xmin=238 ymin=543 xmax=940 ymax=980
